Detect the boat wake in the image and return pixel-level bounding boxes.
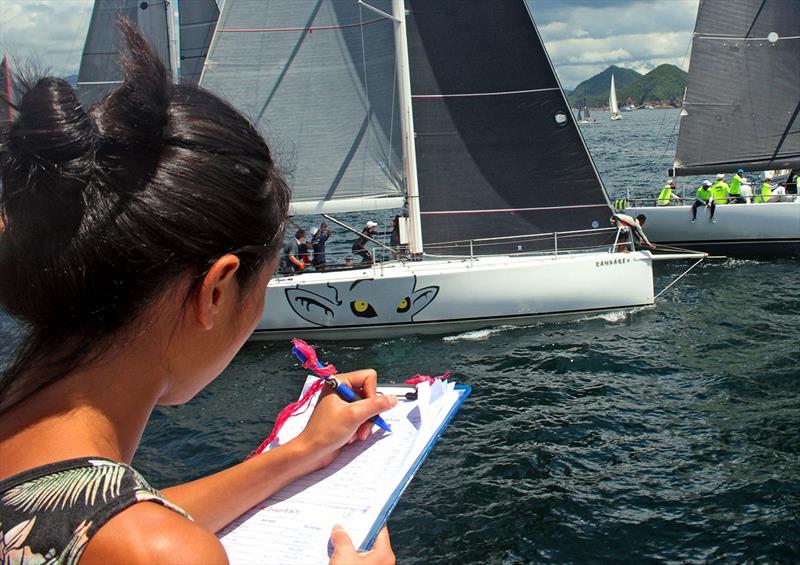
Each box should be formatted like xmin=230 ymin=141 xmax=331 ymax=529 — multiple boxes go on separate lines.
xmin=442 ymin=325 xmax=520 ymax=342
xmin=579 ymin=305 xmax=652 ymax=323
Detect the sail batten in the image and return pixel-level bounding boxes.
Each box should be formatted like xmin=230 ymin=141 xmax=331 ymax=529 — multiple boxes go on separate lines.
xmin=412 ymin=87 xmax=560 ymax=98
xmin=674 ymin=0 xmax=800 ymax=176
xmin=200 ymin=0 xmax=403 ymax=215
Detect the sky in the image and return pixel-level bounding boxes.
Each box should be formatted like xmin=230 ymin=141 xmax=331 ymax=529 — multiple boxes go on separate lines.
xmin=0 ymin=0 xmax=700 ymax=89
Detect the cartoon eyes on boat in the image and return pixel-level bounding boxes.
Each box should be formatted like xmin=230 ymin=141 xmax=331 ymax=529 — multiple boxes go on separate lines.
xmin=350 ymin=300 xmax=377 ymax=318
xmin=349 ymin=296 xmax=413 ymax=317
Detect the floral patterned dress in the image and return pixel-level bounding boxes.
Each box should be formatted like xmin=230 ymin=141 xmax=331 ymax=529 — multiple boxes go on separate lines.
xmin=0 ymin=457 xmax=191 ymax=564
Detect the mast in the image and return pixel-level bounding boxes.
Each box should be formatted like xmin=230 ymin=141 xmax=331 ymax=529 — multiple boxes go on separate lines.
xmin=1 ymin=56 xmax=11 ymax=121
xmin=165 ymin=0 xmax=180 ymax=83
xmin=391 ymin=0 xmax=423 ymax=256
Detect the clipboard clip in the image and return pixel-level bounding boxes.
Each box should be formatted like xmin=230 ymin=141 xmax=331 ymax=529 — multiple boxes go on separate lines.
xmin=378 ymin=385 xmax=418 ymax=401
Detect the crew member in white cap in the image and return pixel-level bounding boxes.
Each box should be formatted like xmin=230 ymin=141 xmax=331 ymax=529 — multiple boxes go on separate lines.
xmin=352 ymin=220 xmax=378 ymax=264
xmin=710 ymin=173 xmax=729 ymax=205
xmin=739 ymin=177 xmax=753 ymax=204
xmin=692 ymin=180 xmax=716 ymax=223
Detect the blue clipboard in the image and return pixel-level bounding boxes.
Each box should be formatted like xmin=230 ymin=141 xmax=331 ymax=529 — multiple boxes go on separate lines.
xmin=359 ymin=384 xmax=471 ymax=550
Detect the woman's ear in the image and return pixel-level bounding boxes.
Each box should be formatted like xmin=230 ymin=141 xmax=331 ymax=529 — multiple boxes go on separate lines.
xmin=194 ymin=254 xmax=241 ymax=330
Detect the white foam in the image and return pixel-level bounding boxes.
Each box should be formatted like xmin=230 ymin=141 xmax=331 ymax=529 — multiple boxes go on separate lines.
xmin=443 ymin=325 xmax=516 ymax=342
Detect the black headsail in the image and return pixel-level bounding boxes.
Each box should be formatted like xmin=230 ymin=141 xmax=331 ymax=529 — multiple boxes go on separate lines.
xmin=406 ymin=0 xmax=613 ymax=254
xmin=673 ymin=0 xmax=800 ymax=176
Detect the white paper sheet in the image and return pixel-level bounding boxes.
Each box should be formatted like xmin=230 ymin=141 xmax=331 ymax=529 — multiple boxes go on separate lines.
xmin=219 ymin=378 xmax=463 ymax=564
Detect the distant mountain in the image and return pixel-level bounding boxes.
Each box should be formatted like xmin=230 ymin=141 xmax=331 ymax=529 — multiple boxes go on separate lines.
xmin=64 ymin=74 xmax=78 ymax=87
xmin=563 ymin=88 xmax=573 ymax=98
xmin=617 ymin=64 xmax=688 ymax=107
xmin=568 ymin=65 xmax=641 ymax=108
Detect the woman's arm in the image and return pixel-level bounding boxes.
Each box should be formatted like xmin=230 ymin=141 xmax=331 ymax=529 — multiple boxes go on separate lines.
xmin=161 ymin=369 xmax=397 ymax=533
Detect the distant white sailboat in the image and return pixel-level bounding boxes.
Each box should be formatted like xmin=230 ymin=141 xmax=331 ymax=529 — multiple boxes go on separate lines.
xmin=609 ymin=73 xmax=622 ymax=120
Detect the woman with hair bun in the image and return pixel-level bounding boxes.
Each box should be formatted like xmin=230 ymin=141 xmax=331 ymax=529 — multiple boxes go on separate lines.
xmin=0 ymin=20 xmax=395 ymax=564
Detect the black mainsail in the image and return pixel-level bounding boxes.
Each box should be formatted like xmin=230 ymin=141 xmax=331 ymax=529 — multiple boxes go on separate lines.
xmin=674 ymin=0 xmax=800 ymax=176
xmin=406 ymin=1 xmax=612 ymax=254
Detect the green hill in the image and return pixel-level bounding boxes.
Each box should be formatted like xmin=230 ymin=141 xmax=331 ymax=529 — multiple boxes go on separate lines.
xmin=617 ymin=64 xmax=687 ymax=107
xmin=568 ymin=64 xmax=688 ymax=108
xmin=568 ymin=65 xmax=641 ymax=108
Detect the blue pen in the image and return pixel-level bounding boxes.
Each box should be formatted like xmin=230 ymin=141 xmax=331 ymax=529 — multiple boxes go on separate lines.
xmin=292 ymin=346 xmax=393 ymax=433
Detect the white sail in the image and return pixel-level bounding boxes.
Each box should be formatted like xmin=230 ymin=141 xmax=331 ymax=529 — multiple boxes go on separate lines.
xmin=200 ymin=1 xmax=405 ymax=216
xmin=609 ymin=73 xmax=621 ymax=120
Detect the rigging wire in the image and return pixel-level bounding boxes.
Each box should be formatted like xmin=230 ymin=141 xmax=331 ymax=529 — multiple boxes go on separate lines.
xmin=656 ymin=34 xmax=693 ymax=166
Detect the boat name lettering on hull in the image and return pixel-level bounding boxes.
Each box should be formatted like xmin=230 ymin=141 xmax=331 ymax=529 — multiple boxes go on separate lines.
xmin=595 ymin=258 xmax=632 ymax=267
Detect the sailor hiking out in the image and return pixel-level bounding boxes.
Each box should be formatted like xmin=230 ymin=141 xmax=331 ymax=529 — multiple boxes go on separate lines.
xmin=692 ymin=180 xmax=716 ymax=223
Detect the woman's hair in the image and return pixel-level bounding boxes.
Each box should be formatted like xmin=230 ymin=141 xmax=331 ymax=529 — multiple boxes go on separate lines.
xmin=0 ymin=19 xmax=290 ymax=412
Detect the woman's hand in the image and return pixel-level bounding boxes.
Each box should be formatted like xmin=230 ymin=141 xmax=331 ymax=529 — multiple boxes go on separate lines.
xmin=330 ymin=525 xmax=395 ymax=565
xmin=291 ymin=369 xmax=397 ymax=470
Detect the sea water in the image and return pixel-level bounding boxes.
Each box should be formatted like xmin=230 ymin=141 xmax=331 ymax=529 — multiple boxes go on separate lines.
xmin=3 ymin=110 xmax=799 ymax=563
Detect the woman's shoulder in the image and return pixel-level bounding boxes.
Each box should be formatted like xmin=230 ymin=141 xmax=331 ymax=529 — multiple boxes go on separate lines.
xmin=81 ymin=501 xmax=228 ymax=564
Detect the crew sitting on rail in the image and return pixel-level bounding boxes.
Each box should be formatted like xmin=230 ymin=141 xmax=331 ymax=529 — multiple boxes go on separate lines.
xmin=691 ymin=180 xmax=716 ymax=223
xmin=657 ymin=179 xmax=682 ymax=206
xmin=710 ymin=173 xmax=729 ymax=205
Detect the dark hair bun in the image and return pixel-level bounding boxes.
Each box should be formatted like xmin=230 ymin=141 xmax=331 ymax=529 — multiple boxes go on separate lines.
xmin=0 ymin=76 xmax=94 ymax=239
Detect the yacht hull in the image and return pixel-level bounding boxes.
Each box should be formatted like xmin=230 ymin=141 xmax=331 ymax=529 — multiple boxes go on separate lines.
xmin=627 ymin=202 xmax=800 ymax=257
xmin=252 ymin=251 xmax=655 ymax=340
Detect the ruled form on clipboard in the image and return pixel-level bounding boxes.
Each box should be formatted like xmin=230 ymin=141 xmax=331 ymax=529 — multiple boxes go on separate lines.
xmin=218 ymin=376 xmax=470 ymax=564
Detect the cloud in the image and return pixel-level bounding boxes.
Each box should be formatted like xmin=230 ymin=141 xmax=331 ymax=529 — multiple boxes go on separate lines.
xmin=529 ymin=0 xmax=700 ymax=88
xmin=0 ymin=0 xmax=94 ymax=77
xmin=0 ymin=0 xmax=699 ymax=89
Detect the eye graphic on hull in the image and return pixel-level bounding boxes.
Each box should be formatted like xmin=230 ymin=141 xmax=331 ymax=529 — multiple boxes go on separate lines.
xmin=294 ymin=295 xmax=334 ymax=318
xmin=397 ymin=297 xmax=411 ymax=313
xmin=350 ymin=300 xmax=377 ymax=318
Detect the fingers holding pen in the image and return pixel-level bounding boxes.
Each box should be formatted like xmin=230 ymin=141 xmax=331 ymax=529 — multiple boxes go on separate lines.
xmin=337 ymin=368 xmax=378 ymax=399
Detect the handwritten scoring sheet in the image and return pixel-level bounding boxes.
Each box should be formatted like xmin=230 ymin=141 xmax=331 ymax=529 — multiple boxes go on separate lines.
xmin=219 ymin=377 xmax=462 ymax=564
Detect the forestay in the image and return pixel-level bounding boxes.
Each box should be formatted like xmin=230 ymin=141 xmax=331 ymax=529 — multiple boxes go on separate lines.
xmin=674 ymin=0 xmax=800 ymax=176
xmin=200 ymin=0 xmax=405 ymax=215
xmin=406 ymin=0 xmax=613 ymax=254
